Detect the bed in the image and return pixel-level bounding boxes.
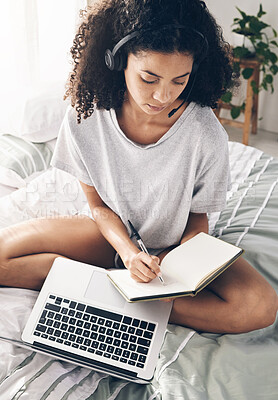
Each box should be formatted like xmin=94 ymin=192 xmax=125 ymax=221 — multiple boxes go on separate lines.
xmin=0 ymin=140 xmax=277 ymax=400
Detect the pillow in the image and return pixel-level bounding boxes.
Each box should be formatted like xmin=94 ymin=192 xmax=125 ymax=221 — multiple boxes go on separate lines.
xmin=0 ymin=82 xmax=69 ymax=142
xmin=0 ymin=134 xmax=53 ymax=188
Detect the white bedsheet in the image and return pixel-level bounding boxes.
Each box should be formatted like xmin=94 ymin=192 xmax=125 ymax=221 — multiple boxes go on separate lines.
xmin=0 ymin=138 xmax=57 ymax=199
xmin=0 ymin=183 xmax=15 ymax=198
xmin=0 ymin=167 xmax=87 ymax=228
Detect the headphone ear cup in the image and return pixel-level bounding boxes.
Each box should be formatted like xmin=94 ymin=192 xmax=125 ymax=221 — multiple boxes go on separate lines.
xmin=105 ymin=49 xmax=114 ymax=71
xmin=113 ymin=51 xmax=125 ymax=71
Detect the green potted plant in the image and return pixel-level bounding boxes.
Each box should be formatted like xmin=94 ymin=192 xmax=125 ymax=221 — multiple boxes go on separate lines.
xmin=221 ymin=4 xmax=278 ymax=119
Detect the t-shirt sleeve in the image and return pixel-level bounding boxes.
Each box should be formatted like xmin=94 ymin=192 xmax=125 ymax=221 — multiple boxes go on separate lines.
xmin=51 ymin=107 xmax=93 ymax=186
xmin=190 ymin=131 xmax=231 ymax=213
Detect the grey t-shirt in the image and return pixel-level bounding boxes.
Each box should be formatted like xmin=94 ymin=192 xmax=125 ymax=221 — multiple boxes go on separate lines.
xmin=51 ymin=102 xmax=230 ymax=254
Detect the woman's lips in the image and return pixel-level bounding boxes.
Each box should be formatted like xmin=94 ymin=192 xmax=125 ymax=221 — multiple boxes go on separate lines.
xmin=147 ymin=104 xmax=167 ymax=112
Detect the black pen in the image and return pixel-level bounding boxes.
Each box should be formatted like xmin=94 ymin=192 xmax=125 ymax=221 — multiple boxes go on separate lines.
xmin=128 ymin=220 xmax=165 ymax=285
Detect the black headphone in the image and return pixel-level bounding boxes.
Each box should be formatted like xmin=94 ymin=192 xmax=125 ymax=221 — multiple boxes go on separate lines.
xmin=104 ymin=25 xmax=208 ymax=117
xmin=105 ymin=25 xmax=208 ymax=71
xmin=105 ymin=31 xmax=140 ymax=72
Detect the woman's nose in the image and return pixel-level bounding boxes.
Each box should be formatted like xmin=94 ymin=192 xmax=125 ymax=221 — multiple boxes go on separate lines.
xmin=152 ymin=86 xmax=171 ymax=103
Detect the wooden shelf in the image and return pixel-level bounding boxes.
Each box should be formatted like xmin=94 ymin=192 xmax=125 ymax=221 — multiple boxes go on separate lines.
xmin=214 ymin=57 xmax=261 ymax=145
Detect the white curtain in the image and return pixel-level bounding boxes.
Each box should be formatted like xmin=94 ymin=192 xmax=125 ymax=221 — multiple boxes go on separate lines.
xmin=0 ymin=0 xmax=86 ymax=94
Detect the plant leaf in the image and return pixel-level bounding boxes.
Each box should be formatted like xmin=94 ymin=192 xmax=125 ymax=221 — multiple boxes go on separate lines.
xmin=256 ymin=41 xmax=268 ymax=50
xmin=242 ymin=67 xmax=254 ymax=79
xmin=233 ymin=61 xmax=241 ymax=74
xmin=251 ymin=80 xmax=259 ymax=94
xmin=231 ymin=106 xmax=241 ymax=119
xmin=233 ymin=26 xmax=257 ymax=37
xmin=272 ymin=28 xmax=278 ymax=38
xmin=233 ymin=46 xmax=251 ymax=58
xmin=269 ymin=52 xmax=278 ymax=63
xmin=221 ymin=92 xmax=233 ymax=103
xmin=265 ymin=74 xmax=273 ymax=84
xmin=270 ymin=64 xmax=278 ymax=75
xmin=236 ymin=7 xmax=247 ymax=20
xmin=249 ymin=18 xmax=269 ymax=34
xmin=261 ymin=80 xmax=267 ymax=90
xmin=257 ymin=4 xmax=266 ymax=18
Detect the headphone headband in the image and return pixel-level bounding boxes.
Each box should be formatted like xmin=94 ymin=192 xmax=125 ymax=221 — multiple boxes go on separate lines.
xmin=105 ymin=25 xmax=208 ymax=71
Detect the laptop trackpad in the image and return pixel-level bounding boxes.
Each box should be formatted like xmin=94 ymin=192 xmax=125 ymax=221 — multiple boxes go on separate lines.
xmin=84 ymin=270 xmax=126 ymax=309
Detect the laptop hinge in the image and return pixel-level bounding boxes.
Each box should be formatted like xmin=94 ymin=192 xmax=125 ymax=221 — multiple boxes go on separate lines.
xmin=33 ymin=341 xmax=138 ymax=379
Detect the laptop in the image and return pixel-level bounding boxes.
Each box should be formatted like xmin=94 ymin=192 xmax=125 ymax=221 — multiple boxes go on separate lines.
xmin=18 ymin=257 xmax=172 ymax=383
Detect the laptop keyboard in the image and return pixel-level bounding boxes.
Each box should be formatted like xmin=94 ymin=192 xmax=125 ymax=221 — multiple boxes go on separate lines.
xmin=33 ymin=294 xmax=156 ymax=369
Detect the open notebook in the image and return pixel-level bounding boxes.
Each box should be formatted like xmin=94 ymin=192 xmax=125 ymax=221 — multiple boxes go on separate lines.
xmin=107 ymin=232 xmax=244 ymax=302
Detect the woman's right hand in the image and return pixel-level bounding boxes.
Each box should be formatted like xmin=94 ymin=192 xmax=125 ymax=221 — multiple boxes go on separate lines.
xmin=123 ymin=251 xmax=162 ymax=283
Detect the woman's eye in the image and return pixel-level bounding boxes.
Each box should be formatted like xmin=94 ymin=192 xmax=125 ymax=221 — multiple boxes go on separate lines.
xmin=141 ymin=77 xmax=186 ymax=85
xmin=141 ymin=78 xmax=157 ymax=84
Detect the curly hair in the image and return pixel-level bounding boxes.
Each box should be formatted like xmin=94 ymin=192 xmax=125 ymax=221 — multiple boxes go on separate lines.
xmin=65 ymin=0 xmax=237 ymax=123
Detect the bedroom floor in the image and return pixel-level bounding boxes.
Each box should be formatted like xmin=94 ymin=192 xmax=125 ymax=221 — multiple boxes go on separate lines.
xmin=225 ymin=125 xmax=278 ymax=158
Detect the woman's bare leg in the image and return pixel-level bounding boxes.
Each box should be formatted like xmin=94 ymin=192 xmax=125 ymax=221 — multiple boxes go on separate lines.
xmin=1 ymin=218 xmax=277 ymax=333
xmin=168 ymin=256 xmax=278 ymax=333
xmin=0 ymin=216 xmax=116 ymax=290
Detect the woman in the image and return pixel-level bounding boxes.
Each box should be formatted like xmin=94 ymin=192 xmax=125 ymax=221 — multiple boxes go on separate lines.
xmin=0 ymin=0 xmax=277 ymax=333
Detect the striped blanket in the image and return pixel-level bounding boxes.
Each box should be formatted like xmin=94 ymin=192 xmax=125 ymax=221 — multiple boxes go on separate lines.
xmin=0 ymin=142 xmax=277 ymax=399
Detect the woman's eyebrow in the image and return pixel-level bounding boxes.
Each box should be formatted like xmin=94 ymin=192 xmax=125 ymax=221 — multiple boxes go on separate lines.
xmin=141 ymin=70 xmax=190 ymax=79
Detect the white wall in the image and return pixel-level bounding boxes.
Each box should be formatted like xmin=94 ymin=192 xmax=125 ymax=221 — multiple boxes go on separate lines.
xmin=205 ymin=0 xmax=278 ymax=133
